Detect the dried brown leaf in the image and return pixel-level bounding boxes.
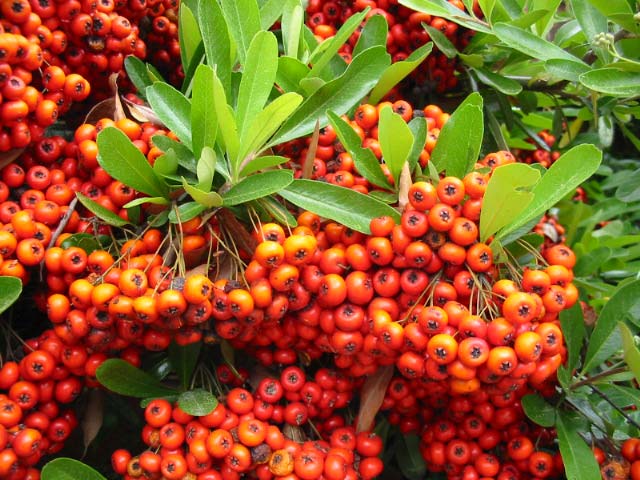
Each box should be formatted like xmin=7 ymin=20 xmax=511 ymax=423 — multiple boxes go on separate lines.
xmin=302 ymin=120 xmax=320 ymax=180
xmin=82 ymin=389 xmax=104 ymax=456
xmin=398 ymin=163 xmax=412 ymax=211
xmin=0 ymin=148 xmax=25 ymax=170
xmin=356 ymin=364 xmax=394 ymax=433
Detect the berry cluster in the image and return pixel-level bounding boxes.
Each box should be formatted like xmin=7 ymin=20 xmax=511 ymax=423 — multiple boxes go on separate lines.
xmin=305 ymin=0 xmax=477 ymax=93
xmin=112 ymin=392 xmax=384 ymax=480
xmin=0 ymin=328 xmax=85 ymax=480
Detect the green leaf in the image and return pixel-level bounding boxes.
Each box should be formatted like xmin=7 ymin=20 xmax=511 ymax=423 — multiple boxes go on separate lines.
xmin=124 ymin=56 xmax=154 ymax=95
xmin=237 ymin=31 xmax=278 ymax=136
xmin=396 ymin=434 xmax=427 ymax=480
xmin=97 ymin=127 xmax=168 ymax=198
xmin=620 ymin=322 xmax=640 ymax=385
xmin=493 ymin=22 xmax=587 ymax=64
xmin=0 ymin=276 xmax=22 ymax=315
xmin=96 ymin=359 xmax=178 ymax=398
xmin=353 ymin=14 xmax=388 ymax=57
xmin=282 ymin=0 xmax=303 ymax=58
xmin=220 ymin=0 xmax=260 ymax=64
xmin=276 ymin=56 xmax=310 ymax=93
xmin=146 ymin=83 xmax=192 ymax=149
xmin=178 ymin=4 xmax=201 ymax=70
xmin=223 ymin=170 xmax=293 ymax=206
xmin=544 ymin=59 xmax=591 ymax=82
xmin=197 ymin=0 xmax=231 ymax=92
xmin=423 ymin=24 xmax=458 ymax=58
xmin=169 ymin=341 xmax=201 ymax=390
xmin=153 ymin=150 xmax=179 ymax=177
xmin=270 ymin=46 xmax=390 ymax=145
xmin=240 ymin=155 xmax=289 ymax=176
xmin=560 ymin=303 xmax=586 ymax=373
xmin=42 ymin=458 xmax=107 ymax=480
xmin=480 ymin=164 xmax=540 ymax=242
xmin=378 ymin=105 xmax=413 ymax=187
xmin=152 ymin=135 xmax=196 ymax=172
xmin=191 ymin=65 xmax=217 ymax=160
xmin=521 ymin=393 xmax=556 ymax=427
xmin=308 ymin=9 xmax=369 ymax=78
xmin=259 ymin=0 xmax=285 ymax=30
xmin=327 ymin=111 xmax=391 ymax=189
xmin=279 ymin=179 xmax=401 ymax=234
xmin=196 ymin=147 xmax=216 ymax=190
xmin=583 ymin=279 xmax=640 ymax=373
xmin=496 ymin=144 xmax=602 ymax=241
xmin=407 ymin=117 xmax=427 ymax=170
xmin=182 ymin=179 xmax=223 ymax=208
xmin=569 ymin=0 xmax=607 ymax=48
xmin=579 ymin=69 xmax=640 ymax=96
xmin=122 ymin=197 xmax=170 ymax=209
xmin=430 ymin=92 xmax=484 ymax=178
xmin=239 ymin=92 xmax=303 ymax=164
xmin=474 ymin=68 xmax=522 ymax=95
xmin=211 ymin=67 xmax=240 ymax=168
xmin=76 ymin=192 xmax=131 ymax=227
xmin=168 ymin=202 xmax=207 ymax=223
xmin=369 ymin=42 xmax=432 ymax=104
xmin=178 ymin=389 xmax=218 ymax=416
xmin=398 ymin=0 xmax=493 ymax=33
xmin=556 ymin=411 xmax=601 ymax=480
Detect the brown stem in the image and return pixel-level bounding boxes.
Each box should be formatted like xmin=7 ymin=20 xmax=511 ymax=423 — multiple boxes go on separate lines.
xmin=570 ymin=366 xmax=628 ymax=390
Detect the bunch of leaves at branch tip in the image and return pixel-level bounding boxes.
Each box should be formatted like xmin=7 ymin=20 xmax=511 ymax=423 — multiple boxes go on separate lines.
xmin=93 ymin=0 xmax=447 ymax=234
xmin=400 ymin=0 xmax=640 ymax=153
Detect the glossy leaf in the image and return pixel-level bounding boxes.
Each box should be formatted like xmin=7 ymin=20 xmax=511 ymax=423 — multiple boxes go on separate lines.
xmin=398 ymin=0 xmax=492 ymax=33
xmin=240 ymin=155 xmax=289 ymax=176
xmin=559 ymin=303 xmax=586 ymax=373
xmin=353 ymin=14 xmax=388 ymax=57
xmin=60 ymin=233 xmax=110 ymax=255
xmin=97 ymin=127 xmax=168 ymax=198
xmin=474 ymin=68 xmax=522 ymax=95
xmin=238 ymin=92 xmax=303 ymax=164
xmin=369 ymin=42 xmax=432 ymax=104
xmin=579 ymin=69 xmax=640 ymax=96
xmin=407 ymin=116 xmax=427 ymax=170
xmin=493 ymin=22 xmax=587 ymax=63
xmin=282 ymin=0 xmax=303 ymax=58
xmin=423 ymin=24 xmax=458 ymax=58
xmin=96 ymin=359 xmax=178 ymax=398
xmin=178 ymin=389 xmax=218 ymax=417
xmin=197 ymin=0 xmax=231 ymax=92
xmin=220 ymin=0 xmax=260 ymax=64
xmin=76 ymin=192 xmax=131 ymax=227
xmin=124 ymin=56 xmax=154 ymax=94
xmin=620 ymin=322 xmax=640 ymax=385
xmin=583 ymin=279 xmax=640 ymax=373
xmin=152 ymin=135 xmax=196 ymax=172
xmin=153 ymin=150 xmax=179 ymax=177
xmin=0 ymin=276 xmax=22 ymax=315
xmin=146 ymin=83 xmax=192 ymax=149
xmin=197 ymin=147 xmax=216 ymax=190
xmin=379 ymin=105 xmax=413 ymax=187
xmin=260 ymin=0 xmax=286 ymax=29
xmin=191 ymin=65 xmax=217 ymax=160
xmin=521 ymin=393 xmax=555 ymax=427
xmin=182 ymin=179 xmax=223 ymax=208
xmin=223 ymin=170 xmax=293 ymax=206
xmin=42 ymin=458 xmax=107 ymax=480
xmin=496 ymin=144 xmax=602 ymax=241
xmin=429 ymin=92 xmax=484 ymax=178
xmin=211 ymin=67 xmax=240 ymax=168
xmin=569 ymin=0 xmax=607 ymax=47
xmin=308 ymin=9 xmax=369 ymax=78
xmin=169 ymin=341 xmax=202 ymax=390
xmin=544 ymin=59 xmax=591 ymax=82
xmin=168 ymin=202 xmax=207 ymax=223
xmin=122 ymin=197 xmax=170 ymax=209
xmin=480 ymin=163 xmax=540 ymax=242
xmin=276 ymin=56 xmax=310 ymax=93
xmin=237 ymin=31 xmax=279 ymax=136
xmin=178 ymin=4 xmax=200 ymax=70
xmin=270 ymin=46 xmax=390 ymax=145
xmin=556 ymin=411 xmax=601 ymax=480
xmin=327 ymin=111 xmax=391 ymax=189
xmin=279 ymin=179 xmax=401 ymax=234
